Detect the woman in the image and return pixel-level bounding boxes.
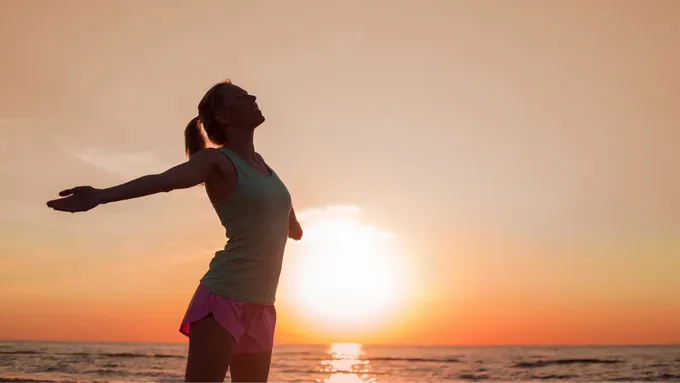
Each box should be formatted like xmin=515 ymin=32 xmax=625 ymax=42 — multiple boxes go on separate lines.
xmin=46 ymin=80 xmax=303 ymax=382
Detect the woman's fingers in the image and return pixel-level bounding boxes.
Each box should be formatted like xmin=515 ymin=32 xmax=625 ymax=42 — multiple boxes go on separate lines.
xmin=47 ymin=197 xmax=76 ymax=211
xmin=59 ymin=186 xmax=92 ymax=196
xmin=59 ymin=186 xmax=88 ymax=196
xmin=47 ymin=198 xmax=66 ymax=210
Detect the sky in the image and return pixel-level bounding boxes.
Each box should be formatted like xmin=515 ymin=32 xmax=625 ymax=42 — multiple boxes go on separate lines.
xmin=1 ymin=0 xmax=679 ymax=345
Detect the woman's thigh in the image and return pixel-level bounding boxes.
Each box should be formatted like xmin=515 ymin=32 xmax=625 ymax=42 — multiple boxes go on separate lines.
xmin=229 ymin=349 xmax=273 ymax=382
xmin=184 ymin=315 xmax=236 ymax=382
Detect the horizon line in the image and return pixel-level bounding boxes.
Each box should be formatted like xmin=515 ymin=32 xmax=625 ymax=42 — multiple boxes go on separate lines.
xmin=1 ymin=338 xmax=678 ymax=348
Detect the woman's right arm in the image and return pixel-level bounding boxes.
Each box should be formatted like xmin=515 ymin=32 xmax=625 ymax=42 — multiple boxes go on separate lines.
xmin=99 ymin=148 xmax=221 ymax=203
xmin=47 ymin=148 xmax=224 ymax=213
xmin=288 ymin=207 xmax=303 ymax=240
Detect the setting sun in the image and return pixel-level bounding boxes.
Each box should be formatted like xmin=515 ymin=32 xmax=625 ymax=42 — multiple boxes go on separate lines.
xmin=283 ymin=206 xmax=408 ymax=330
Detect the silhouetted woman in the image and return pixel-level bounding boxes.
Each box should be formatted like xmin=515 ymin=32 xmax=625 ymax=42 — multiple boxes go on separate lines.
xmin=47 ymin=80 xmax=303 ymax=382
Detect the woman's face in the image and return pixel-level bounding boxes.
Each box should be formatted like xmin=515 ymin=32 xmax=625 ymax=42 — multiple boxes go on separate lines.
xmin=205 ymin=83 xmax=265 ymax=131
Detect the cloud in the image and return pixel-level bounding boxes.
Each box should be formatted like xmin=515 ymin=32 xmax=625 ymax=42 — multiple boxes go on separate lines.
xmin=295 ymin=204 xmax=394 ymax=244
xmin=73 ymin=147 xmax=171 ymax=178
xmin=296 ymin=204 xmax=362 ymax=222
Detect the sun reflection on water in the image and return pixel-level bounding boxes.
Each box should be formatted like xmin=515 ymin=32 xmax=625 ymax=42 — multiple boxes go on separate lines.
xmin=317 ymin=343 xmax=374 ymax=383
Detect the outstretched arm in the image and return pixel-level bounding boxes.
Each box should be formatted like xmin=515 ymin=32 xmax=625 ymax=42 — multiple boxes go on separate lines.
xmin=99 ymin=148 xmax=218 ymax=203
xmin=288 ymin=206 xmax=303 ymax=240
xmin=47 ymin=148 xmax=222 ymax=213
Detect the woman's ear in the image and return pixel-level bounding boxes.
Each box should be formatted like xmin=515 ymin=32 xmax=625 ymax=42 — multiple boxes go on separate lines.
xmin=213 ymin=112 xmax=230 ymax=126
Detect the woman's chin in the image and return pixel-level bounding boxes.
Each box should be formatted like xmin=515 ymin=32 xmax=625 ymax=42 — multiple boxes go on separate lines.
xmin=253 ymin=114 xmax=266 ymax=127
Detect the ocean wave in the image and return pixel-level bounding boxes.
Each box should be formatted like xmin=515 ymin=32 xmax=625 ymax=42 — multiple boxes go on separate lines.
xmin=281 ymin=369 xmax=390 ymax=376
xmin=40 ymin=366 xmax=77 ymax=374
xmin=606 ymin=374 xmax=680 ymax=382
xmin=31 ymin=363 xmax=80 ymax=375
xmin=134 ymin=371 xmax=171 ymax=377
xmin=99 ymin=352 xmax=184 ymax=359
xmin=458 ymin=373 xmax=490 ymax=381
xmin=68 ymin=352 xmax=90 ymax=356
xmin=529 ymin=374 xmax=576 ymax=380
xmin=367 ymin=357 xmax=463 ymax=363
xmin=280 ymin=369 xmax=319 ymax=374
xmin=84 ymin=368 xmax=120 ymax=376
xmin=276 ymin=351 xmax=314 ymax=356
xmin=0 ymin=351 xmax=43 ymax=355
xmin=513 ymin=358 xmax=623 ymax=368
xmin=300 ymin=356 xmax=464 ymax=363
xmin=0 ymin=350 xmax=184 ymax=359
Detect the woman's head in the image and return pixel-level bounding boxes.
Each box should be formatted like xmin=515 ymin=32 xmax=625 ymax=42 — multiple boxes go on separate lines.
xmin=185 ymin=80 xmax=265 ymax=156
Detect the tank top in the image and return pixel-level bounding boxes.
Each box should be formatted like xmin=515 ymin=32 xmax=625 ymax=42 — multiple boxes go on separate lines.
xmin=200 ymin=147 xmax=292 ymax=305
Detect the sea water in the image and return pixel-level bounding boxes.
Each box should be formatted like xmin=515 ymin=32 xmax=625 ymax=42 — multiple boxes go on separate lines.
xmin=0 ymin=340 xmax=678 ymax=382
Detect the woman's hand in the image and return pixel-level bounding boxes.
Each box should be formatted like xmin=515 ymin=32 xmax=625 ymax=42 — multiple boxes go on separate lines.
xmin=46 ymin=186 xmax=102 ymax=213
xmin=288 ymin=207 xmax=303 ymax=240
xmin=289 ymin=220 xmax=303 ymax=241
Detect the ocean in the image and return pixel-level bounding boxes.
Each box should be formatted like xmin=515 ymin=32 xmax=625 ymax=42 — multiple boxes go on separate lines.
xmin=0 ymin=340 xmax=678 ymax=382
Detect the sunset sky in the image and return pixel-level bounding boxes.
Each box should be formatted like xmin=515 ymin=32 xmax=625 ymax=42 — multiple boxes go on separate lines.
xmin=1 ymin=0 xmax=679 ymax=345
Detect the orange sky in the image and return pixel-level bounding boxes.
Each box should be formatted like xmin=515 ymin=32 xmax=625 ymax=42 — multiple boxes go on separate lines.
xmin=1 ymin=0 xmax=679 ymax=345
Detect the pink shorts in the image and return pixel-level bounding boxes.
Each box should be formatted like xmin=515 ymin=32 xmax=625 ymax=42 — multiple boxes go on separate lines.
xmin=179 ymin=283 xmax=276 ymax=354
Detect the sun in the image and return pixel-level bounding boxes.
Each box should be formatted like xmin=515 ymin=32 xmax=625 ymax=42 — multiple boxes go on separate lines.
xmin=283 ymin=206 xmax=407 ymax=329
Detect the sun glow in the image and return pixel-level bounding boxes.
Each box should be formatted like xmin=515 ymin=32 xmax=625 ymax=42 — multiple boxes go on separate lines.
xmin=285 ymin=206 xmax=407 ymax=329
xmin=319 ymin=343 xmax=371 ymax=383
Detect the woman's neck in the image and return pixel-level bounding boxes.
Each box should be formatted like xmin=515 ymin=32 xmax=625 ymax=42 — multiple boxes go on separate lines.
xmin=225 ymin=130 xmax=256 ymax=159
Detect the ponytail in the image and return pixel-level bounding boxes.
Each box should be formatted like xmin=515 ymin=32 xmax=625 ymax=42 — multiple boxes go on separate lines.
xmin=184 ymin=116 xmax=206 ymax=157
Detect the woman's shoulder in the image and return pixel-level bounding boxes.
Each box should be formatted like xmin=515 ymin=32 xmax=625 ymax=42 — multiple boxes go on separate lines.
xmin=192 ymin=147 xmax=225 ymax=161
xmin=193 ymin=147 xmax=237 ymax=173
